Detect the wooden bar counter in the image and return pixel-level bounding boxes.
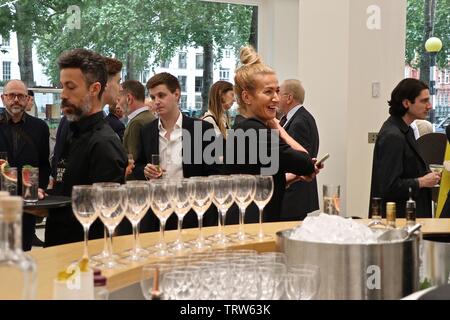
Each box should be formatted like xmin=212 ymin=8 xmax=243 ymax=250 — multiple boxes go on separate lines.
xmin=27 ymin=218 xmax=450 ymax=300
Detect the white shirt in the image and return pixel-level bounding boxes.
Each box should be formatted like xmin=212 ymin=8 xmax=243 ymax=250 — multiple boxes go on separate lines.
xmin=158 ymin=112 xmax=184 ymax=179
xmin=127 ymin=106 xmax=148 ymax=122
xmin=410 ymin=121 xmax=420 ymax=140
xmin=283 ymin=104 xmax=303 ymax=127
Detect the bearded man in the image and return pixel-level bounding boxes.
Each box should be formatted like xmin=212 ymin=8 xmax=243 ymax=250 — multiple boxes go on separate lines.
xmin=45 ymin=49 xmax=127 ymax=247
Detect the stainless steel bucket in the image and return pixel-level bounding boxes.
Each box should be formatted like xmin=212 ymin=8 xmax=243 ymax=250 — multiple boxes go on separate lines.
xmin=423 ymin=234 xmax=450 ymax=286
xmin=276 ymin=229 xmax=419 ymax=300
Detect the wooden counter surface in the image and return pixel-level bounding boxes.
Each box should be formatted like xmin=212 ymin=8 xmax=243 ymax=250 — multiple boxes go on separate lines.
xmin=24 ymin=218 xmax=450 ymax=299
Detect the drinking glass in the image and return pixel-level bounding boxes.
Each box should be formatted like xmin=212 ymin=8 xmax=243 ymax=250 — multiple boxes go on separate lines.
xmin=91 ymin=182 xmax=120 ymax=261
xmin=124 ymin=181 xmax=151 ymax=261
xmin=190 ymin=177 xmax=213 ymax=251
xmin=429 ymin=164 xmax=444 ymax=187
xmin=97 ymin=185 xmax=127 ymax=269
xmin=72 ymin=185 xmax=100 ymax=261
xmin=167 ymin=179 xmax=193 ymax=253
xmin=2 ymin=166 xmax=17 ymax=195
xmin=211 ymin=176 xmax=234 ymax=245
xmin=323 ymin=184 xmax=340 ymax=215
xmin=231 ymin=175 xmax=256 ymax=242
xmin=140 ymin=262 xmax=173 ymax=300
xmin=151 ymin=154 xmax=165 ymax=179
xmin=22 ymin=167 xmax=39 ymax=203
xmin=287 ymin=264 xmax=320 ymax=300
xmin=253 ymin=175 xmax=274 ymax=241
xmin=150 ymin=180 xmax=174 ymax=257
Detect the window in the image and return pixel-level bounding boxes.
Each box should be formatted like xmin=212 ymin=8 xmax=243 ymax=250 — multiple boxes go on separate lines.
xmin=1 ymin=35 xmax=10 ymax=47
xmin=178 ymin=76 xmax=187 ymax=92
xmin=195 ymin=77 xmax=203 ymax=92
xmin=195 ymin=95 xmax=202 ymax=110
xmin=160 ymin=60 xmax=171 ymax=68
xmin=220 ymin=68 xmax=230 ymax=81
xmin=196 ymin=53 xmax=204 ymax=69
xmin=445 ymin=70 xmax=450 ymax=84
xmin=178 ymin=52 xmax=187 ymax=69
xmin=2 ymin=61 xmax=11 ymax=81
xmin=180 ymin=95 xmax=187 ymax=109
xmin=225 ymin=50 xmax=231 ymax=58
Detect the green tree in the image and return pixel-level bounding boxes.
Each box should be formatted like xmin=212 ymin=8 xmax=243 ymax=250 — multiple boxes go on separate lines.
xmin=406 ymin=0 xmax=450 ymax=84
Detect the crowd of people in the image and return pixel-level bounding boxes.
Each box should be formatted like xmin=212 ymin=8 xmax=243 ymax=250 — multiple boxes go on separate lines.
xmin=1 ymin=45 xmax=446 ymax=252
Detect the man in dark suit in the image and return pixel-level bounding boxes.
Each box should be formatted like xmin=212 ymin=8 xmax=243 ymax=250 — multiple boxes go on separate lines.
xmin=134 ymin=72 xmax=221 ymax=232
xmin=0 ymin=80 xmax=51 ymax=251
xmin=370 ymin=78 xmax=440 ymax=218
xmin=105 ymin=104 xmax=125 ymax=141
xmin=279 ymin=80 xmax=320 ymax=220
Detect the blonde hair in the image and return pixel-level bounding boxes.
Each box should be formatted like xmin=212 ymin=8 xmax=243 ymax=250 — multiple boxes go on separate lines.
xmin=234 ymin=46 xmax=275 ymax=109
xmin=206 ymin=81 xmax=233 ymax=137
xmin=282 ymin=79 xmax=305 ymax=104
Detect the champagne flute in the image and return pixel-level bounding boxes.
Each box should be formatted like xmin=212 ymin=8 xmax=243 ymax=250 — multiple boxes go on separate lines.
xmin=150 ymin=180 xmax=174 ymax=257
xmin=231 ymin=175 xmax=256 ymax=242
xmin=167 ymin=179 xmax=193 ymax=253
xmin=91 ymin=182 xmax=120 ymax=261
xmin=124 ymin=181 xmax=151 ymax=261
xmin=253 ymin=175 xmax=274 ymax=241
xmin=72 ymin=185 xmax=99 ymax=262
xmin=211 ymin=176 xmax=234 ymax=245
xmin=97 ymin=185 xmax=126 ymax=269
xmin=190 ymin=177 xmax=213 ymax=251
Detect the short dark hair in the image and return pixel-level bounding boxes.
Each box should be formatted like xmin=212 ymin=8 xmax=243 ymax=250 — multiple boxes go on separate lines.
xmin=146 ymin=72 xmax=180 ymax=93
xmin=58 ymin=49 xmax=108 ymax=100
xmin=388 ymin=78 xmax=429 ymax=117
xmin=122 ymin=80 xmax=146 ymax=102
xmin=27 ymin=90 xmax=34 ymax=97
xmin=103 ymin=57 xmax=123 ymax=78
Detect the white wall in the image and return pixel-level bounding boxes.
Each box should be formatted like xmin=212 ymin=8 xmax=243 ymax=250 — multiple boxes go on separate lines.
xmin=298 ymin=0 xmax=407 ymax=217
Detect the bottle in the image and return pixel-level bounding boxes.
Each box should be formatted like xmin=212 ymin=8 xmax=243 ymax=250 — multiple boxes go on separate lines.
xmin=406 ymin=188 xmax=416 ymax=228
xmin=94 ymin=276 xmax=109 ymax=300
xmin=0 ymin=196 xmax=37 ymax=299
xmin=386 ymin=202 xmax=396 ymax=229
xmin=368 ymin=197 xmax=386 ymax=228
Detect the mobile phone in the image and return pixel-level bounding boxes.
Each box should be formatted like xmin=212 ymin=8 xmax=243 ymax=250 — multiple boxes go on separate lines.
xmin=316 ymin=153 xmax=330 ymax=166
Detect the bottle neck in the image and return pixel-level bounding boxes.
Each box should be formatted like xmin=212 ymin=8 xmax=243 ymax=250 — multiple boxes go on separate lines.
xmin=0 ymin=217 xmax=22 ymax=252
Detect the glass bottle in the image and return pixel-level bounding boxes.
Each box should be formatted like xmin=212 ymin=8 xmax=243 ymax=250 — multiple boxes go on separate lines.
xmin=0 ymin=196 xmax=37 ymax=299
xmin=406 ymin=188 xmax=416 ymax=228
xmin=386 ymin=202 xmax=396 ymax=229
xmin=368 ymin=197 xmax=386 ymax=228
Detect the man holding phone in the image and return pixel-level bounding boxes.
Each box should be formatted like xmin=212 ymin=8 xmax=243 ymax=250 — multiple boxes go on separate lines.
xmin=278 ymin=79 xmax=320 ymax=220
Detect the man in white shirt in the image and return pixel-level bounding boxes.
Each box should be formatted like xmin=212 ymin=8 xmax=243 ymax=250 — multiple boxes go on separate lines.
xmin=134 ymin=72 xmax=222 ymax=231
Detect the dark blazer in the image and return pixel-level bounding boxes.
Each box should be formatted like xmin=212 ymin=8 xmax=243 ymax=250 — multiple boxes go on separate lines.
xmin=225 ymin=117 xmax=315 ymax=223
xmin=105 ymin=113 xmax=125 ymax=141
xmin=370 ymin=116 xmax=431 ymax=218
xmin=133 ymin=114 xmax=222 ymax=232
xmin=0 ymin=111 xmax=50 ymax=251
xmin=281 ymin=106 xmax=320 ymax=220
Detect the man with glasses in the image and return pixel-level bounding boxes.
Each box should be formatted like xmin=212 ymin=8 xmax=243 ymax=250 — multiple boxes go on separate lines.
xmin=0 ymin=80 xmax=51 ymax=251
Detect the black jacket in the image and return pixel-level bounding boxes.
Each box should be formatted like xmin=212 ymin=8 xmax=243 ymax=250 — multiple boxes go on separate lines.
xmin=281 ymin=106 xmax=320 ymax=220
xmin=105 ymin=113 xmax=125 ymax=141
xmin=225 ymin=117 xmax=315 ymax=223
xmin=133 ymin=114 xmax=222 ymax=232
xmin=0 ymin=111 xmax=51 ymax=251
xmin=370 ymin=116 xmax=431 ymax=218
xmin=45 ymin=112 xmax=127 ymax=247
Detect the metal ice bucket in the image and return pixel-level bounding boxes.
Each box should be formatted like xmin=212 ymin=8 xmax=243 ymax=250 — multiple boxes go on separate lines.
xmin=276 ymin=229 xmax=419 ymax=300
xmin=423 ymin=234 xmax=450 ymax=286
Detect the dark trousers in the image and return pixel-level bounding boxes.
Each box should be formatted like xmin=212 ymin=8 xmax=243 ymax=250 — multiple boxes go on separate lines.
xmin=22 ymin=213 xmax=35 ymax=252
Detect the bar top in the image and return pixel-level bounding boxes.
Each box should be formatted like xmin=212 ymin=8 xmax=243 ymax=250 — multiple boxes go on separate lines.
xmin=23 ymin=218 xmax=450 ymax=299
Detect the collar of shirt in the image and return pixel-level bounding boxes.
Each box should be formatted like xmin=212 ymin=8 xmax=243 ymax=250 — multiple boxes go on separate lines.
xmin=127 ymin=106 xmax=148 ymax=122
xmin=5 ymin=110 xmax=27 ymax=124
xmin=158 ymin=111 xmax=183 ymax=136
xmin=285 ymin=104 xmax=303 ymax=125
xmin=69 ymin=111 xmax=105 ymax=136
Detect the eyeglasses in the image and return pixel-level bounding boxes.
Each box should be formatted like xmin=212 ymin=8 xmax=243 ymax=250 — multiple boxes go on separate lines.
xmin=3 ymin=93 xmax=28 ymax=102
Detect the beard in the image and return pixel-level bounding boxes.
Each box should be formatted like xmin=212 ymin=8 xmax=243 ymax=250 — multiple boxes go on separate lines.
xmin=62 ymin=97 xmax=92 ymax=122
xmin=8 ymin=103 xmax=25 ymax=115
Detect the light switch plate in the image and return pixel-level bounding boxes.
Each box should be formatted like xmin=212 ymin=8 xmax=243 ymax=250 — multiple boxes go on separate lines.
xmin=368 ymin=132 xmax=378 ymax=144
xmin=372 ymin=82 xmax=380 ymax=98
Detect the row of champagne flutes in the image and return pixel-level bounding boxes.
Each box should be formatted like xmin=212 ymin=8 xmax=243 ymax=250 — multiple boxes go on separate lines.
xmin=140 ymin=250 xmax=320 ymax=300
xmin=72 ymin=174 xmax=274 ymax=269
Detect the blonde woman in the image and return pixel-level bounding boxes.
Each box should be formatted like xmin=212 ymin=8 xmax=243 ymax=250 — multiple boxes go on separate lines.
xmin=225 ymin=46 xmax=321 ymax=223
xmin=202 ymin=80 xmax=235 ymax=137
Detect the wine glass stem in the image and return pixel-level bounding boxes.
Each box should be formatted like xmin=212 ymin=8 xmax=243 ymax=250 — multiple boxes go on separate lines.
xmin=239 ymin=206 xmax=245 ymax=237
xmin=160 ymin=220 xmax=167 ymax=250
xmin=135 ymin=222 xmax=142 ymax=249
xmin=83 ymin=226 xmax=89 ymax=259
xmin=220 ymin=208 xmax=227 ymax=237
xmin=132 ymin=223 xmax=139 ymax=255
xmin=217 ymin=209 xmax=223 ymax=237
xmin=198 ymin=215 xmax=204 ymax=243
xmin=176 ymin=215 xmax=184 ymax=244
xmin=107 ymin=227 xmax=114 ymax=262
xmin=102 ymin=227 xmax=108 ymax=253
xmin=258 ymin=208 xmax=264 ymax=238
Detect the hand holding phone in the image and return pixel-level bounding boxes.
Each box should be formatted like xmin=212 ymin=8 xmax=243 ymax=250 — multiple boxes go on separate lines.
xmin=316 ymin=153 xmax=330 ymax=167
